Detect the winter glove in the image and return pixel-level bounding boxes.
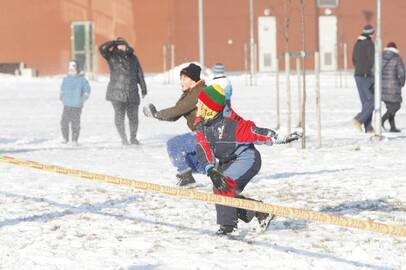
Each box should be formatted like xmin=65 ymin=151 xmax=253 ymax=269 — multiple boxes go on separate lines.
xmin=273 ymin=131 xmax=302 ymax=144
xmin=142 ymin=103 xmax=157 ymax=118
xmin=207 ymin=168 xmax=229 ymax=192
xmin=285 ymin=131 xmax=302 ymax=143
xmin=272 ymin=134 xmax=287 ymax=144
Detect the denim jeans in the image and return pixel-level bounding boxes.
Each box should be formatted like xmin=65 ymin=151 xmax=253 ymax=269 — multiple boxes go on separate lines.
xmin=354 ymin=76 xmax=374 ymax=131
xmin=166 ymin=133 xmax=205 ymax=174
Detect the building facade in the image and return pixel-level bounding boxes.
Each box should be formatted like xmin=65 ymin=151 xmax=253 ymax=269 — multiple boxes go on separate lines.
xmin=1 ymin=0 xmax=405 ymax=75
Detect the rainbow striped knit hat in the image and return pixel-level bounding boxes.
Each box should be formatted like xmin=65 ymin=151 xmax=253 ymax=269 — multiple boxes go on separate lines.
xmin=198 ymin=84 xmax=225 ymax=112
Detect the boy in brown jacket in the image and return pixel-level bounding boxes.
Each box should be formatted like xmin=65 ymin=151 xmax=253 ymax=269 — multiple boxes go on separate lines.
xmin=143 ymin=63 xmax=206 ymax=186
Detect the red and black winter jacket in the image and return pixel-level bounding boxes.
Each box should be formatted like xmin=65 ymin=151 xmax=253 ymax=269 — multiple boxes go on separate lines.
xmin=195 ymin=109 xmax=275 ymax=173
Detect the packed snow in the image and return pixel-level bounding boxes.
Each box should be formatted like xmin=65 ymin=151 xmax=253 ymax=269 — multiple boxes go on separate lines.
xmin=0 ymin=71 xmax=405 ymax=270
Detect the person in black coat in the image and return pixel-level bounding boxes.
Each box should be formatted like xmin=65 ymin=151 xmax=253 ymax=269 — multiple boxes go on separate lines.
xmin=381 ymin=42 xmax=405 ymax=132
xmin=352 ymin=25 xmax=375 ymax=133
xmin=99 ymin=37 xmax=147 ymax=145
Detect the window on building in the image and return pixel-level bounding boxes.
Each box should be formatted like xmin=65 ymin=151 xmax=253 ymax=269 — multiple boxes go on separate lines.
xmin=71 ymin=21 xmax=94 ymax=73
xmin=317 ymin=0 xmax=339 ymax=8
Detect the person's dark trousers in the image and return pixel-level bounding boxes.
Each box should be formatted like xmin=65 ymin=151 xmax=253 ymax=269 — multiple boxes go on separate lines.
xmin=215 ymin=147 xmax=262 ymax=227
xmin=61 ymin=106 xmax=82 ymax=142
xmin=354 ymin=76 xmax=374 ymax=131
xmin=382 ymin=101 xmax=401 ymax=131
xmin=111 ymin=101 xmax=139 ymax=144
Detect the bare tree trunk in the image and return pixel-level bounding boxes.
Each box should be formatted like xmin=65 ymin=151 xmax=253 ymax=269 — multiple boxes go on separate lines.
xmin=296 ymin=57 xmax=302 ymax=127
xmin=284 ymin=0 xmax=291 ymax=134
xmin=276 ymin=58 xmax=280 ymax=129
xmin=285 ymin=52 xmax=291 ymax=135
xmin=315 ymin=52 xmax=321 ymax=148
xmin=299 ymin=0 xmax=307 ymax=149
xmin=283 ymin=0 xmax=291 ymax=53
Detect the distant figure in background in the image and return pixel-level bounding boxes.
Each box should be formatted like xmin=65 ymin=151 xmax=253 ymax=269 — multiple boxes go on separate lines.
xmin=60 ymin=60 xmax=91 ymax=145
xmin=99 ymin=37 xmax=147 ymax=145
xmin=352 ymin=24 xmax=375 ymax=133
xmin=381 ymin=42 xmax=405 ymax=132
xmin=210 ymin=63 xmax=232 ymax=115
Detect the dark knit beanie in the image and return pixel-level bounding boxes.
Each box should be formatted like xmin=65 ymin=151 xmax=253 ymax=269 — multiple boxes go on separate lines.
xmin=180 ymin=63 xmax=201 ymax=82
xmin=363 ymin=24 xmax=374 ymax=35
xmin=387 ymin=42 xmax=397 ymax=49
xmin=198 ymin=84 xmax=225 ymax=112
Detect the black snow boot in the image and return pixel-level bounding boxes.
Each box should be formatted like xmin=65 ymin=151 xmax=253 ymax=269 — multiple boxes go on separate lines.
xmin=176 ymin=168 xmax=196 ymax=187
xmin=389 ymin=117 xmax=401 ymax=133
xmin=216 ymin=225 xmax=236 ymax=235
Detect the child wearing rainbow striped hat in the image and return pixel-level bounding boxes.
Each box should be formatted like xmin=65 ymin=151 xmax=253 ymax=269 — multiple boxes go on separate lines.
xmin=195 ymin=83 xmax=301 ymax=235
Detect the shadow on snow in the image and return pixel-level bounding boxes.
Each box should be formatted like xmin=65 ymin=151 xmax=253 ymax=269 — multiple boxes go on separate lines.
xmin=0 ymin=191 xmax=396 ymax=270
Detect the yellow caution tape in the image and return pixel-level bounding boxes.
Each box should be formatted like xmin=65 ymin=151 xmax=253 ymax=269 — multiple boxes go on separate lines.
xmin=1 ymin=155 xmax=405 ymax=237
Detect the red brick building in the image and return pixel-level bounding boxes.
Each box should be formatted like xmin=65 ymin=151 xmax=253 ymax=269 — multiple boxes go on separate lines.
xmin=1 ymin=0 xmax=405 ymax=75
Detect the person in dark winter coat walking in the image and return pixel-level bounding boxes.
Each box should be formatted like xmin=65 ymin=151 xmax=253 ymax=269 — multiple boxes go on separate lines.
xmin=143 ymin=63 xmax=206 ymax=186
xmin=381 ymin=42 xmax=405 ymax=132
xmin=194 ymin=84 xmax=301 ymax=235
xmin=99 ymin=37 xmax=147 ymax=145
xmin=352 ymin=24 xmax=375 ymax=133
xmin=60 ymin=60 xmax=91 ymax=145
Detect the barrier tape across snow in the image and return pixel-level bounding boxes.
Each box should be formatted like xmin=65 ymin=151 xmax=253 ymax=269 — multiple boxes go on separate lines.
xmin=1 ymin=155 xmax=405 ymax=237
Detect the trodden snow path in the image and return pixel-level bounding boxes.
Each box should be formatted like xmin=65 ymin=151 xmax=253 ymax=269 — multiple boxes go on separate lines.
xmin=0 ymin=73 xmax=406 ymax=270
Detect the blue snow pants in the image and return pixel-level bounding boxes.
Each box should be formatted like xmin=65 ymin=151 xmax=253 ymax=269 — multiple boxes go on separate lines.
xmin=215 ymin=146 xmax=262 ymax=226
xmin=166 ymin=133 xmax=205 ymax=174
xmin=354 ymin=76 xmax=374 ymax=131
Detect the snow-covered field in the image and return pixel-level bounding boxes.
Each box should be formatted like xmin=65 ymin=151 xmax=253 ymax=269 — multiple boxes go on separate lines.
xmin=1 ymin=72 xmax=405 ymax=270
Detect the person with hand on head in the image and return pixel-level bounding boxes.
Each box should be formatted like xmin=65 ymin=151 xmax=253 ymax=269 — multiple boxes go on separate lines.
xmin=143 ymin=63 xmax=206 ymax=186
xmin=194 ymin=84 xmax=301 ymax=235
xmin=60 ymin=60 xmax=91 ymax=145
xmin=99 ymin=37 xmax=147 ymax=145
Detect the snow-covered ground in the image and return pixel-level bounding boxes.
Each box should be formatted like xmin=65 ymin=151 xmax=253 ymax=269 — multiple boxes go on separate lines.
xmin=1 ymin=72 xmax=405 ymax=270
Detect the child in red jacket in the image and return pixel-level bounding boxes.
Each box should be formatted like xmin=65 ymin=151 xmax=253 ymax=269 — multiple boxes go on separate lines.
xmin=195 ymin=83 xmax=300 ymax=235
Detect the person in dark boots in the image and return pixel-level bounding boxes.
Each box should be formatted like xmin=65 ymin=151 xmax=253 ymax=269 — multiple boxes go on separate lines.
xmin=194 ymin=84 xmax=301 ymax=235
xmin=60 ymin=60 xmax=91 ymax=145
xmin=352 ymin=24 xmax=375 ymax=133
xmin=381 ymin=42 xmax=405 ymax=132
xmin=143 ymin=63 xmax=206 ymax=186
xmin=99 ymin=37 xmax=147 ymax=145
